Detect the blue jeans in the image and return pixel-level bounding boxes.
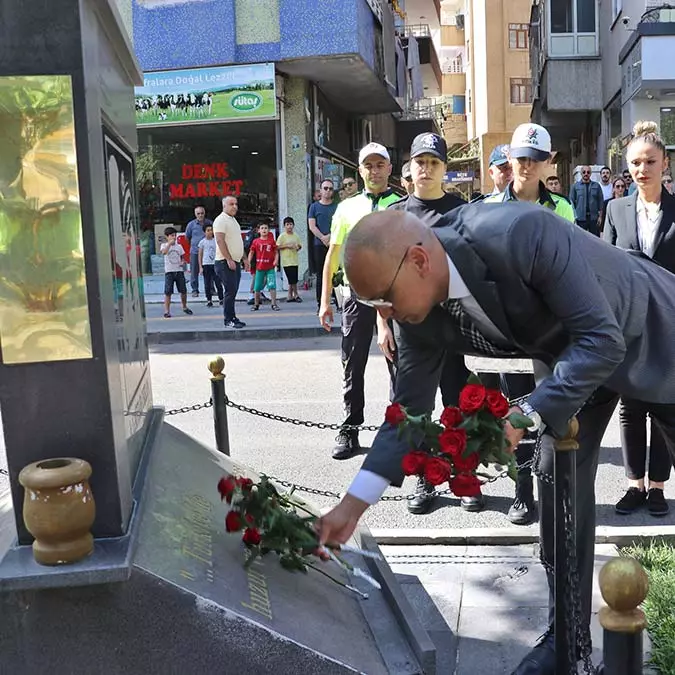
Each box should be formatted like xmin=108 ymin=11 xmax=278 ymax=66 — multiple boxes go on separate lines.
xmin=215 ymin=260 xmax=241 ymax=322
xmin=190 ymin=253 xmax=200 ymax=293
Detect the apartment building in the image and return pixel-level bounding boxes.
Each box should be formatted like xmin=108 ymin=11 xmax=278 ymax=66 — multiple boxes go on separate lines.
xmin=439 ymin=0 xmax=533 ymax=193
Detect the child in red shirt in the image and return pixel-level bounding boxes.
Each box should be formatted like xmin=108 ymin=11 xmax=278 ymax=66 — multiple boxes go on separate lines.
xmin=248 ymin=222 xmax=280 ymax=310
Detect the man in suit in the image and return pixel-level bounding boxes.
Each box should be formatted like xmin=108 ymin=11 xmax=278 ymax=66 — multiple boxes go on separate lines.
xmin=317 ymin=204 xmax=675 ymax=674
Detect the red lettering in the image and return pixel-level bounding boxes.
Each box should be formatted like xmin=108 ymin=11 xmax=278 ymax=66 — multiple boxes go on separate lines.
xmin=208 ymin=182 xmax=221 ymax=197
xmin=232 ymin=179 xmax=244 ymax=196
xmin=185 ymin=184 xmax=196 ymax=198
xmin=181 ymin=164 xmax=193 ymax=180
xmin=204 ymin=163 xmax=215 ymax=179
xmin=196 ymin=182 xmax=208 ymax=197
xmin=169 ymin=184 xmax=185 ymax=200
xmin=216 ymin=163 xmax=230 ymax=179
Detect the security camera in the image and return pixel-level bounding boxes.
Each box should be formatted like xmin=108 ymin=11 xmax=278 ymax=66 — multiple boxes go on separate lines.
xmin=622 ymin=16 xmax=631 ymax=26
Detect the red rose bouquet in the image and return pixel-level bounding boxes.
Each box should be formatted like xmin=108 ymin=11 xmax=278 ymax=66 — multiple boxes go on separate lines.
xmin=218 ymin=474 xmax=381 ymax=598
xmin=387 ymin=374 xmax=533 ymax=497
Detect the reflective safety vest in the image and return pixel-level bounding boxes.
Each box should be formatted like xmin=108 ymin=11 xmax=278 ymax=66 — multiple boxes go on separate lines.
xmin=330 ymin=190 xmax=401 ymax=246
xmin=484 ymin=182 xmax=575 ymax=223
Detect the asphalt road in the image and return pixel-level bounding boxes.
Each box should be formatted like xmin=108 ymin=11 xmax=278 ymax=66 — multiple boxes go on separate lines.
xmin=149 ymin=336 xmax=675 ymax=532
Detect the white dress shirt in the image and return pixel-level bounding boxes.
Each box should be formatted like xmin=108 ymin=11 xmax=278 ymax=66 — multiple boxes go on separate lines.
xmin=636 ymin=197 xmax=662 ymax=258
xmin=348 ymin=255 xmax=507 ymax=504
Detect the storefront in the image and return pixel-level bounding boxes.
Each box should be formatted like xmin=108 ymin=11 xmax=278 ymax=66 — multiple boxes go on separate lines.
xmin=133 ymin=63 xmax=279 ymax=269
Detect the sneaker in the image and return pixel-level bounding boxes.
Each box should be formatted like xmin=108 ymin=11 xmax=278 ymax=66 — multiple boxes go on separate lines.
xmin=332 ymin=429 xmax=360 ymax=460
xmin=247 ymin=297 xmax=255 ymax=306
xmin=407 ymin=477 xmax=436 ymax=515
xmin=271 ymin=304 xmax=280 ymax=311
xmin=250 ymin=304 xmax=260 ymax=311
xmin=163 ymin=312 xmax=171 ymax=318
xmin=295 ymin=297 xmax=303 ymax=303
xmin=206 ymin=301 xmax=213 ymax=308
xmin=508 ymin=475 xmax=537 ymax=525
xmin=219 ymin=299 xmax=224 ymax=306
xmin=460 ymin=493 xmax=485 ymax=512
xmin=225 ymin=319 xmax=246 ymax=329
xmin=615 ymin=487 xmax=647 ymax=515
xmin=191 ymin=291 xmax=199 ymax=297
xmin=647 ymin=488 xmax=669 ymax=516
xmin=183 ymin=307 xmax=193 ymax=315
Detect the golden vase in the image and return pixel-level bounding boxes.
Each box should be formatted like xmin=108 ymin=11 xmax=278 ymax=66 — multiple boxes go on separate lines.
xmin=19 ymin=457 xmax=95 ymax=565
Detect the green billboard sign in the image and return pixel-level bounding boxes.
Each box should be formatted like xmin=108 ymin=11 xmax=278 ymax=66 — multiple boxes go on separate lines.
xmin=134 ymin=63 xmax=276 ymax=127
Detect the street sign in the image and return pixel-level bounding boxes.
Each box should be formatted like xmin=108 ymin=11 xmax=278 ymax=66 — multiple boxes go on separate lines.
xmin=445 ymin=170 xmax=475 ymax=184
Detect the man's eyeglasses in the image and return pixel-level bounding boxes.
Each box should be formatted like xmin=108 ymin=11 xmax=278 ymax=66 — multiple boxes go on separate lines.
xmin=343 ymin=181 xmax=355 ymax=188
xmin=356 ymin=242 xmax=422 ymax=309
xmin=322 ymin=186 xmax=334 ymax=191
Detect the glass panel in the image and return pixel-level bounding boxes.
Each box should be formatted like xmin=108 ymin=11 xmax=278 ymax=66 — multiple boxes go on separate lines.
xmin=661 ymin=108 xmax=675 ymax=146
xmin=550 ymin=0 xmax=573 ymax=33
xmin=576 ymin=0 xmax=596 ymax=32
xmin=0 ymin=75 xmax=92 ymax=364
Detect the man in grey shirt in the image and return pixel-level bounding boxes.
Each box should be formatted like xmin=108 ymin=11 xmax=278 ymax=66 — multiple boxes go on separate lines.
xmin=184 ymin=205 xmax=212 ymax=296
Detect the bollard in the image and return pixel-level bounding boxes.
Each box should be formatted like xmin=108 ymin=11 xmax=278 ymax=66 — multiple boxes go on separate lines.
xmin=208 ymin=356 xmax=230 ymax=456
xmin=554 ymin=417 xmax=579 ymax=675
xmin=596 ymin=557 xmax=649 ymax=675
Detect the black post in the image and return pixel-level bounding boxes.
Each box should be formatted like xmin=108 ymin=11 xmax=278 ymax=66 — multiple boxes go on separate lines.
xmin=597 ymin=557 xmax=649 ymax=675
xmin=208 ymin=357 xmax=230 ymax=456
xmin=554 ymin=419 xmax=579 ymax=675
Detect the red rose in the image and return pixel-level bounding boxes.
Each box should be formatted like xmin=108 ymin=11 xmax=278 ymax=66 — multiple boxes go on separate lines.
xmin=401 ymin=450 xmax=428 ymax=476
xmin=440 ymin=406 xmax=463 ymax=428
xmin=453 ymin=450 xmax=480 ymax=473
xmin=485 ymin=389 xmax=509 ymax=418
xmin=385 ymin=403 xmax=406 ymax=426
xmin=225 ymin=511 xmax=243 ymax=532
xmin=242 ymin=528 xmax=262 ymax=546
xmin=439 ymin=428 xmax=467 ymax=457
xmin=459 ymin=384 xmax=487 ymax=414
xmin=218 ymin=476 xmax=237 ymax=503
xmin=237 ymin=477 xmax=254 ymax=493
xmin=450 ymin=474 xmax=482 ymax=497
xmin=424 ymin=457 xmax=452 ymax=486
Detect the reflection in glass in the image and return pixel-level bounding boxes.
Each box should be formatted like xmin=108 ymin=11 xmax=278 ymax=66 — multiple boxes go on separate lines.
xmin=0 ymin=75 xmax=92 ymax=364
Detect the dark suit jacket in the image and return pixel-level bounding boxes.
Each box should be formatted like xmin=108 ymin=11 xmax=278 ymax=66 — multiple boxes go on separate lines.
xmin=363 ymin=202 xmax=675 ymax=485
xmin=603 ymin=188 xmax=675 ymax=273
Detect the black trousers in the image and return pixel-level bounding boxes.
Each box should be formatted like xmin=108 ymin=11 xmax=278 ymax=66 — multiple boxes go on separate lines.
xmin=620 ymin=397 xmax=672 ymax=482
xmin=202 ymin=265 xmax=223 ymax=303
xmin=341 ymin=296 xmax=396 ymax=426
xmin=536 ymin=390 xmax=675 ymax=630
xmin=576 ymin=219 xmax=599 ymax=237
xmin=314 ymin=245 xmax=328 ymax=305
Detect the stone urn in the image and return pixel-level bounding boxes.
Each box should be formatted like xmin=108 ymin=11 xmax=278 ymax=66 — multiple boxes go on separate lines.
xmin=19 ymin=457 xmax=96 ymax=565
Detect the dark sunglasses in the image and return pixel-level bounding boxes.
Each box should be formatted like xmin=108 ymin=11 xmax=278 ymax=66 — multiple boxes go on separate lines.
xmin=343 ymin=181 xmax=355 ymax=187
xmin=322 ymin=186 xmax=334 ymax=190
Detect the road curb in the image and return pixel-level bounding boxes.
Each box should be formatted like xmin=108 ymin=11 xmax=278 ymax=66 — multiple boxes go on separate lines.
xmin=371 ymin=525 xmax=675 ymax=546
xmin=147 ymin=326 xmax=331 ymax=343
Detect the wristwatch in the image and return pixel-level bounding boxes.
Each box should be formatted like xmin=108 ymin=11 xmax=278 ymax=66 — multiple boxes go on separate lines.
xmin=518 ymin=400 xmax=543 ymax=432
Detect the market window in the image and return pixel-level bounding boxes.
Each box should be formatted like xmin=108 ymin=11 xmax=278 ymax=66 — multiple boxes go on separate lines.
xmin=509 ymin=23 xmax=529 ymax=49
xmin=510 ymin=78 xmax=532 ymax=105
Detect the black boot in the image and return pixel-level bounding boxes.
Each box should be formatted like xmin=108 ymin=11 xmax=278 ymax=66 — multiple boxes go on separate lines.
xmin=332 ymin=429 xmax=360 ymax=460
xmin=508 ymin=472 xmax=537 ymax=525
xmin=407 ymin=476 xmax=436 ymax=514
xmin=511 ymin=631 xmax=555 ymax=675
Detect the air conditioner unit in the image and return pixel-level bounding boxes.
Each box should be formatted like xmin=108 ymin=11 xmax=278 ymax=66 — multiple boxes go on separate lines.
xmin=456 ymin=14 xmax=465 ymax=30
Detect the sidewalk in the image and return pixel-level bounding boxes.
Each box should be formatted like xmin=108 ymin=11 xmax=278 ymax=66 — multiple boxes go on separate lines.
xmin=143 ymin=272 xmax=333 ymax=342
xmin=382 ymin=543 xmax=651 ymax=674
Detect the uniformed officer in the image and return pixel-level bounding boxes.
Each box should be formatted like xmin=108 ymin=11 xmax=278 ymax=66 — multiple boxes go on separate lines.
xmin=319 ymin=143 xmax=401 ymax=459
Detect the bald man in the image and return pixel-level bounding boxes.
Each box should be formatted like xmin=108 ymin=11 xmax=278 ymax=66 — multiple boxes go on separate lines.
xmin=317 ymin=206 xmax=675 ymax=674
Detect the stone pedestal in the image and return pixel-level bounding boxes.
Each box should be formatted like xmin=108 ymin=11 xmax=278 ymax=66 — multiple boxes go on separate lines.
xmin=0 ymin=0 xmax=149 ymax=542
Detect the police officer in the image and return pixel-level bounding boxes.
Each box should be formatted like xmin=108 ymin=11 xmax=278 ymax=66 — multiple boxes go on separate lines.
xmin=319 ymin=143 xmax=401 ymax=459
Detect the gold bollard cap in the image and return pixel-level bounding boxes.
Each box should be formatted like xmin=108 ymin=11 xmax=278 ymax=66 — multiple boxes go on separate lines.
xmin=208 ymin=356 xmax=225 ymax=379
xmin=598 ymin=557 xmax=649 ymax=633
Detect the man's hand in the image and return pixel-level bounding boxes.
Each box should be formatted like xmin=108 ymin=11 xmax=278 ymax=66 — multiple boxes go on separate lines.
xmin=226 ymin=258 xmax=236 ymax=271
xmin=504 ymin=405 xmax=526 ymax=453
xmin=199 ymin=266 xmax=203 ymax=274
xmin=319 ymin=302 xmax=334 ymax=331
xmin=316 ymin=494 xmax=369 ymax=545
xmin=377 ymin=321 xmax=396 ymax=362
xmin=321 ymin=234 xmax=330 ymax=247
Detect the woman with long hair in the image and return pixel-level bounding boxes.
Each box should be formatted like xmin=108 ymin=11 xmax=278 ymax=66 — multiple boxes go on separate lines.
xmin=600 ymin=176 xmax=627 ymax=231
xmin=604 ymin=121 xmax=675 ymax=516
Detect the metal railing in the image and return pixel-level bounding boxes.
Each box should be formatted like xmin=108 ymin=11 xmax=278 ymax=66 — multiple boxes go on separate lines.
xmin=395 ymin=23 xmax=431 ymax=38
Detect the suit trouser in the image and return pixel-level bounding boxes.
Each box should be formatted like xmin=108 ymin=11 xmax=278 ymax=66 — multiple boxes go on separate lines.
xmin=576 ymin=219 xmax=599 ymax=237
xmin=341 ymin=296 xmax=396 ymax=426
xmin=190 ymin=253 xmax=200 ymax=293
xmin=537 ymin=389 xmax=675 ymax=631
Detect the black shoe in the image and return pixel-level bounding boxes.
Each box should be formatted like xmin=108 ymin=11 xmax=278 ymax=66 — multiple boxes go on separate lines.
xmin=407 ymin=477 xmax=436 ymax=514
xmin=332 ymin=429 xmax=360 ymax=460
xmin=647 ymin=488 xmax=669 ymax=516
xmin=511 ymin=633 xmax=555 ymax=675
xmin=247 ymin=297 xmax=255 ymax=305
xmin=206 ymin=301 xmax=213 ymax=307
xmin=615 ymin=487 xmax=647 ymax=515
xmin=225 ymin=319 xmax=246 ymax=329
xmin=461 ymin=493 xmax=485 ymax=512
xmin=508 ymin=476 xmax=537 ymax=525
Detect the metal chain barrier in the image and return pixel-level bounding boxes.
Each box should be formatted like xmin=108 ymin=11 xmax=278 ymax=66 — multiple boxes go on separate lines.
xmin=164 ymin=400 xmax=213 ymax=416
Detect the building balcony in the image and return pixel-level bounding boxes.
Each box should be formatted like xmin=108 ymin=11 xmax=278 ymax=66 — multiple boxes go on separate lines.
xmin=397 ymin=23 xmax=443 ymax=93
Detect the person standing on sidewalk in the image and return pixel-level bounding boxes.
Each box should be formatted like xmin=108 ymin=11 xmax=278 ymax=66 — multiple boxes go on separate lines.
xmin=184 ymin=205 xmax=211 ymax=297
xmin=198 ymin=223 xmax=223 ymax=308
xmin=214 ymin=196 xmax=248 ymax=329
xmin=319 ymin=142 xmax=400 ymax=460
xmin=377 ymin=133 xmax=471 ymax=514
xmin=604 ymin=120 xmax=675 ymax=517
xmin=569 ymin=165 xmax=604 ymax=235
xmin=308 ymin=180 xmax=338 ymax=311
